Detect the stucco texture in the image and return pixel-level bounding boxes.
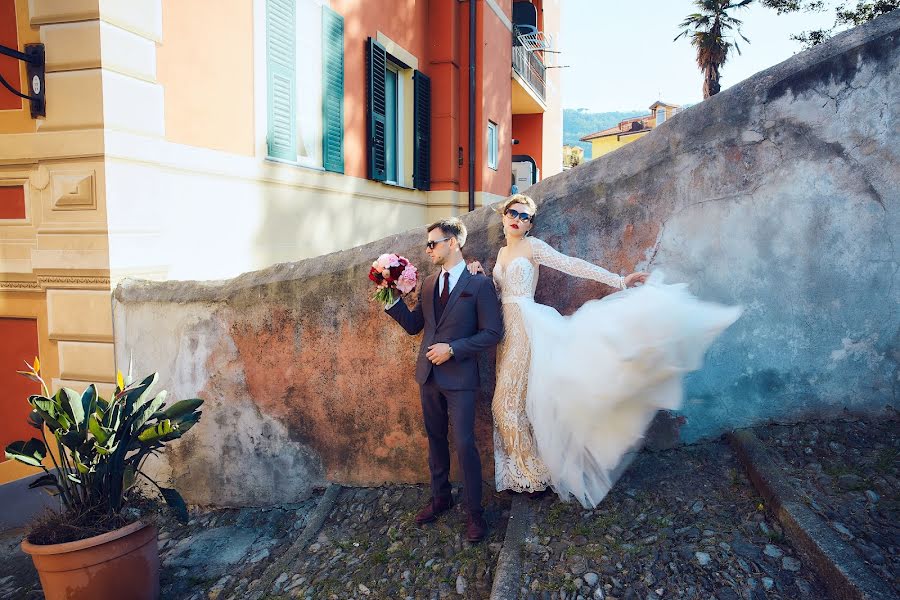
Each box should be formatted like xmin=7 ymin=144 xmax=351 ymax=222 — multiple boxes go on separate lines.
xmin=114 ymin=13 xmax=899 ymax=505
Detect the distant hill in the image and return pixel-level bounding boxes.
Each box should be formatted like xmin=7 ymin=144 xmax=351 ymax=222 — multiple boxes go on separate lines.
xmin=564 ymin=108 xmax=646 ymax=160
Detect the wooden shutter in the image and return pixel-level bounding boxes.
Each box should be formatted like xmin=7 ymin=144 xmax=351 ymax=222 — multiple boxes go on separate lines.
xmin=413 ymin=70 xmax=431 ymax=191
xmin=266 ymin=0 xmax=296 ymax=161
xmin=322 ymin=7 xmax=344 ymax=173
xmin=366 ymin=37 xmax=387 ymax=182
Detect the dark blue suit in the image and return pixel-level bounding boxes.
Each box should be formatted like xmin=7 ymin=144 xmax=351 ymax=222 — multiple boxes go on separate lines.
xmin=387 ymin=268 xmax=503 ymax=515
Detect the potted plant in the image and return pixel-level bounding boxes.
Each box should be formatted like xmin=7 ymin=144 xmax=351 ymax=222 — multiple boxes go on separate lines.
xmin=4 ymin=357 xmax=204 ymax=600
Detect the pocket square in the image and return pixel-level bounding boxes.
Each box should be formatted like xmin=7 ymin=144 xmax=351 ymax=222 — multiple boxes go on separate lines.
xmin=460 ymin=292 xmax=473 ymax=298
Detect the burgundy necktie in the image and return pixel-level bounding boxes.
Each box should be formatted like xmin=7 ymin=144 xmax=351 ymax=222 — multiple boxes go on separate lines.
xmin=440 ymin=272 xmax=450 ymax=306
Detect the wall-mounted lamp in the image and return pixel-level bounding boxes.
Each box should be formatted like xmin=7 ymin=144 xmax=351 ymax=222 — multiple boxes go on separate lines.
xmin=0 ymin=43 xmax=45 ymax=118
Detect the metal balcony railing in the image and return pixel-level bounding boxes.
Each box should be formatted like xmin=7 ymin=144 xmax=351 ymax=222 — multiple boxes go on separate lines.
xmin=512 ymin=25 xmax=546 ymax=102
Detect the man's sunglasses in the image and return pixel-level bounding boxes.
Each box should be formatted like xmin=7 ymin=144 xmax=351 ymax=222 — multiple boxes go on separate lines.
xmin=426 ymin=237 xmax=452 ymax=250
xmin=505 ymin=208 xmax=533 ymax=222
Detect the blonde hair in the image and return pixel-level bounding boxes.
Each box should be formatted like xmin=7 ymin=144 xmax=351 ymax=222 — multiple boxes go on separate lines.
xmin=499 ymin=194 xmax=537 ymax=217
xmin=427 ymin=217 xmax=467 ymax=248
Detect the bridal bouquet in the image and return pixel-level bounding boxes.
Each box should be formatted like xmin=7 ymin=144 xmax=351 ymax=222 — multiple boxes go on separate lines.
xmin=369 ymin=253 xmax=418 ymax=305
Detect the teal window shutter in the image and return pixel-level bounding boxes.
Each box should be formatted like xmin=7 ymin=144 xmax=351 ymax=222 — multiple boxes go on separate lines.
xmin=413 ymin=70 xmax=431 ymax=190
xmin=322 ymin=7 xmax=344 ymax=173
xmin=366 ymin=37 xmax=387 ymax=182
xmin=384 ymin=68 xmax=398 ymax=182
xmin=266 ymin=0 xmax=296 ymax=161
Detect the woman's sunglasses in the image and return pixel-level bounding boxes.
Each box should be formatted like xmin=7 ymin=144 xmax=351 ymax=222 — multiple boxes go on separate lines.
xmin=505 ymin=209 xmax=533 ymax=222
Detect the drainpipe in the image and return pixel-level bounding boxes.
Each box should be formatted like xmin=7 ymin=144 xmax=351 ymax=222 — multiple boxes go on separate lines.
xmin=468 ymin=0 xmax=476 ymax=212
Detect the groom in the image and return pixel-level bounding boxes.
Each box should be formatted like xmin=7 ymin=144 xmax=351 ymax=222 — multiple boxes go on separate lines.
xmin=385 ymin=218 xmax=503 ymax=542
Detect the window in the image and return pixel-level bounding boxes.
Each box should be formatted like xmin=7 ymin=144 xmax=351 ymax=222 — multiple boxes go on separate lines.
xmin=266 ymin=0 xmax=344 ymax=172
xmin=487 ymin=121 xmax=499 ymax=170
xmin=656 ymin=107 xmax=666 ymax=126
xmin=384 ymin=64 xmax=400 ymax=183
xmin=366 ymin=38 xmax=431 ymax=190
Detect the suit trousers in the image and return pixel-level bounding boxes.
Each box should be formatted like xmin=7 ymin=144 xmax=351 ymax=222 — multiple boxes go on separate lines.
xmin=420 ymin=374 xmax=483 ymax=516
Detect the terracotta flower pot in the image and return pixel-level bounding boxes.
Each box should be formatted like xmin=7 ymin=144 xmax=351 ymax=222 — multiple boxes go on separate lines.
xmin=21 ymin=520 xmax=159 ymax=600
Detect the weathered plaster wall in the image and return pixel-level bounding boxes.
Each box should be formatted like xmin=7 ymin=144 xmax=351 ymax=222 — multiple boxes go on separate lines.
xmin=114 ymin=13 xmax=899 ymax=505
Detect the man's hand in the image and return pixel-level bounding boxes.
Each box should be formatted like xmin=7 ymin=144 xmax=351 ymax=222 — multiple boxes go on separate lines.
xmin=426 ymin=343 xmax=453 ymax=365
xmin=624 ymin=272 xmax=650 ymax=288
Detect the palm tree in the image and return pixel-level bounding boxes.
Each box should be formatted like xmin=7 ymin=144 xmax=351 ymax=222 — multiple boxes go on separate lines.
xmin=675 ymin=0 xmax=753 ymax=98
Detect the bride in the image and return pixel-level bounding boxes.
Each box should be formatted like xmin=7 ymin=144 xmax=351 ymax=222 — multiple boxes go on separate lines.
xmin=468 ymin=194 xmax=741 ymax=508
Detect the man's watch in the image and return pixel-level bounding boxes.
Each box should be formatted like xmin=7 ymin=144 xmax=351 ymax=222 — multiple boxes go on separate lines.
xmin=448 ymin=345 xmax=454 ymax=357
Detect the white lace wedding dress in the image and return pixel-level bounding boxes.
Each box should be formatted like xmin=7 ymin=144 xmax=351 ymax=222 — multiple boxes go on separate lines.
xmin=491 ymin=237 xmax=741 ymax=507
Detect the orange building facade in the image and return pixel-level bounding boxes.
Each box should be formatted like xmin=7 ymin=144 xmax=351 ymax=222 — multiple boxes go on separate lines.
xmin=0 ymin=0 xmax=561 ymax=486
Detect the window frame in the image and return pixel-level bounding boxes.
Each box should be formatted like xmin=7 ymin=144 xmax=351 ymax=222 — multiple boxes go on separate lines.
xmin=487 ymin=120 xmax=499 ymax=170
xmin=384 ymin=60 xmax=405 ymax=186
xmin=261 ymin=0 xmax=343 ymax=172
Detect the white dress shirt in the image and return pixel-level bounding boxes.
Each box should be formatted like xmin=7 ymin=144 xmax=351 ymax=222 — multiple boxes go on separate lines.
xmin=439 ymin=259 xmax=467 ymax=297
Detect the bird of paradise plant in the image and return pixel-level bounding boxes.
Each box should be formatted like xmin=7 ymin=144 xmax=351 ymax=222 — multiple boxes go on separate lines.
xmin=5 ymin=357 xmax=203 ymax=533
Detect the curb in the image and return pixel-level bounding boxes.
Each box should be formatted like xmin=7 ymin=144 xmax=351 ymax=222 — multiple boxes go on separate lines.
xmin=243 ymin=483 xmax=342 ymax=600
xmin=728 ymin=430 xmax=893 ymax=600
xmin=490 ymin=494 xmax=531 ymax=600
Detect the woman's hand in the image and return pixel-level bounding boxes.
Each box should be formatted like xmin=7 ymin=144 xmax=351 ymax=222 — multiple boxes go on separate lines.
xmin=624 ymin=272 xmax=650 ymax=288
xmin=467 ymin=260 xmax=485 ymax=275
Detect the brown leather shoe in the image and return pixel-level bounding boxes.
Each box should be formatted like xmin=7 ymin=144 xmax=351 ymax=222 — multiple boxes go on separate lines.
xmin=466 ymin=513 xmax=487 ymax=543
xmin=415 ymin=496 xmax=453 ymax=525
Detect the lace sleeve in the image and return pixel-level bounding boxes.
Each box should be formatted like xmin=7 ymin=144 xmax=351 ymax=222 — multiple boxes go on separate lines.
xmin=529 ymin=237 xmax=625 ymax=290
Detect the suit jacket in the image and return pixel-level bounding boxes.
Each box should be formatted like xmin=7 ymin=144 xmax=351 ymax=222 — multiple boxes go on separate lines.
xmin=387 ymin=268 xmax=503 ymax=390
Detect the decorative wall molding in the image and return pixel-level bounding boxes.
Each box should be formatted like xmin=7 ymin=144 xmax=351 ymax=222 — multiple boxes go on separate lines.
xmin=37 ymin=275 xmax=110 ymax=290
xmin=0 ymin=276 xmax=110 ymax=292
xmin=50 ymin=170 xmax=96 ymax=210
xmin=0 ymin=280 xmax=41 ymax=292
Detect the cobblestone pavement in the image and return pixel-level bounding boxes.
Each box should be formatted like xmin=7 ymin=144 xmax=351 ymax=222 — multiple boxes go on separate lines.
xmin=0 ymin=528 xmax=40 ymax=599
xmin=520 ymin=440 xmax=829 ymax=600
xmin=159 ymin=494 xmax=322 ymax=599
xmin=266 ymin=485 xmax=511 ymax=599
xmin=753 ymin=414 xmax=899 ymax=596
xmin=2 ymin=416 xmax=897 ymax=600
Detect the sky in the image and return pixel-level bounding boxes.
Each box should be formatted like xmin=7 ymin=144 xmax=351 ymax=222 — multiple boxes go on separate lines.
xmin=560 ymin=0 xmax=841 ymax=112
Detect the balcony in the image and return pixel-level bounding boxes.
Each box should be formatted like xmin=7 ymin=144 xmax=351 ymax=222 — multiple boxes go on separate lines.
xmin=512 ymin=25 xmax=547 ymax=113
